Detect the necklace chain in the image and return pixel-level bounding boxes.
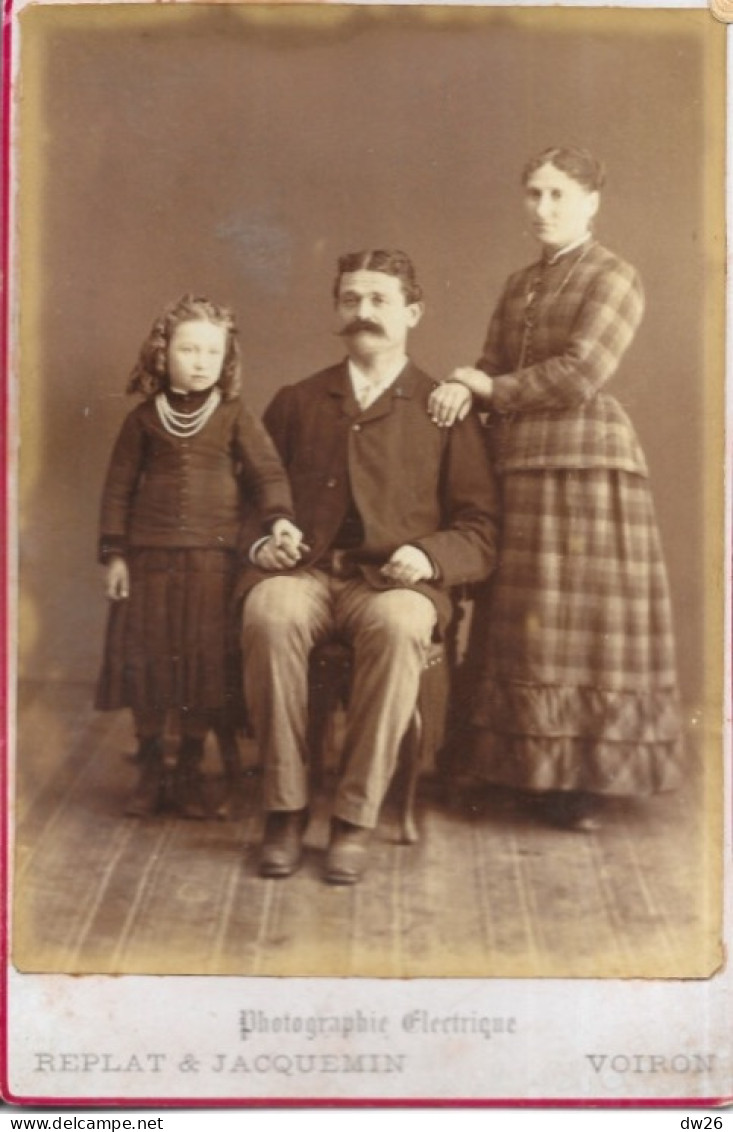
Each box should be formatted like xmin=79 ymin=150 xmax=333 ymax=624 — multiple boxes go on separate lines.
xmin=526 ymin=240 xmax=593 ymax=306
xmin=155 ymin=388 xmax=221 ymax=438
xmin=519 ymin=243 xmax=593 ymax=369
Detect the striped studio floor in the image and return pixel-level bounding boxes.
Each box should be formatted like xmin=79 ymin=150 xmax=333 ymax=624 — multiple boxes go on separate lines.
xmin=12 ymin=680 xmax=721 ymax=980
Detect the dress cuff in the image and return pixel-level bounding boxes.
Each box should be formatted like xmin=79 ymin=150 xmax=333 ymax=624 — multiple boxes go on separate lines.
xmin=249 ymin=536 xmax=271 ymax=565
xmin=98 ymin=537 xmax=127 ymax=564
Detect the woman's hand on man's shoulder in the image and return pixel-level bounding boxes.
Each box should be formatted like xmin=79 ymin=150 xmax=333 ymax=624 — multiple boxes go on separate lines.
xmin=428 ymin=366 xmax=495 ymax=428
xmin=428 ymin=371 xmax=474 ymax=428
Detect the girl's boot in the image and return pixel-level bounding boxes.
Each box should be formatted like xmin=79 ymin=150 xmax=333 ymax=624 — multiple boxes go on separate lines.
xmin=213 ymin=723 xmax=246 ymax=821
xmin=125 ymin=736 xmax=165 ymax=817
xmin=172 ymin=736 xmax=208 ymax=819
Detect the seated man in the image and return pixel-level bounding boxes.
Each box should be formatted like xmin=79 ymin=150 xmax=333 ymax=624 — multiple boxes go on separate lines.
xmin=240 ymin=248 xmax=499 ymax=885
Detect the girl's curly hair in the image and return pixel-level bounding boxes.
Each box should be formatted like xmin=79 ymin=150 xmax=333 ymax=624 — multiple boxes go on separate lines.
xmin=127 ymin=294 xmax=242 ymax=400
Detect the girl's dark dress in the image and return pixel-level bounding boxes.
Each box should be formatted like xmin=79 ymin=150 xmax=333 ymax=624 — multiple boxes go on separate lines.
xmin=465 ymin=241 xmax=682 ymax=796
xmin=96 ymin=389 xmax=292 ymax=732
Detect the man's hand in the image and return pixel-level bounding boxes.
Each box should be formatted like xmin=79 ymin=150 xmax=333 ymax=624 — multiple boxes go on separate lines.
xmin=254 ymin=518 xmax=309 ymax=571
xmin=105 ymin=556 xmax=130 ymax=600
xmin=381 ymin=544 xmax=434 ymax=586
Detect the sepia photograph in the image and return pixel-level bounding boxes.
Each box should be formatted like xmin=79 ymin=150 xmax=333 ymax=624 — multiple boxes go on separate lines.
xmin=3 ymin=0 xmax=730 ymax=1106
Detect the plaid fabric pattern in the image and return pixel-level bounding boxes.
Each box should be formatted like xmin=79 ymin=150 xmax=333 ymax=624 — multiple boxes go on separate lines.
xmin=467 ymin=469 xmax=683 ymax=795
xmin=479 ymin=242 xmax=649 ymax=474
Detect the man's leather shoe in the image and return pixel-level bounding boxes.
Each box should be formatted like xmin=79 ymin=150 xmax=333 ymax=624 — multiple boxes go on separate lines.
xmin=324 ymin=819 xmax=372 ymax=885
xmin=259 ymin=810 xmax=309 ymax=878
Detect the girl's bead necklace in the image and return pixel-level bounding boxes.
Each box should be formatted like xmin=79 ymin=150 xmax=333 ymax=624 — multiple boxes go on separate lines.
xmin=155 ymin=387 xmax=221 ymax=437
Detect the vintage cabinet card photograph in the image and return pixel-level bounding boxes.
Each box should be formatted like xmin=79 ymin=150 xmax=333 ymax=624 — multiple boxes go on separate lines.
xmin=2 ymin=0 xmax=731 ymax=1108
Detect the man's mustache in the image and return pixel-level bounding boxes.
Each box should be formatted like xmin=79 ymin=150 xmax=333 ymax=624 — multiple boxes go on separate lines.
xmin=337 ymin=319 xmax=385 ymax=337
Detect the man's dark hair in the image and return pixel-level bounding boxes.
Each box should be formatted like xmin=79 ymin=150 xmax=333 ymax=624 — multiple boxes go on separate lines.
xmin=333 ymin=249 xmax=423 ymax=305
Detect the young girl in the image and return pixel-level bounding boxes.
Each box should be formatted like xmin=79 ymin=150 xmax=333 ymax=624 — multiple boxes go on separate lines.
xmin=96 ymin=294 xmax=301 ymax=818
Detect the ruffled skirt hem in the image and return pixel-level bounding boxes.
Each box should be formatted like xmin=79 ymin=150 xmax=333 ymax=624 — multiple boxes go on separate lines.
xmin=464 ymin=680 xmax=683 ymax=795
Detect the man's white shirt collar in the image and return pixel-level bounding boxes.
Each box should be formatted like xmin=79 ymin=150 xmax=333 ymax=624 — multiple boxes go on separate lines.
xmin=348 ymin=357 xmax=407 ymax=411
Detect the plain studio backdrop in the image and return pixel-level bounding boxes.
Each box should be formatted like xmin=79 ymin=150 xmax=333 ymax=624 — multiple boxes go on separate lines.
xmin=14 ymin=5 xmax=724 ymax=738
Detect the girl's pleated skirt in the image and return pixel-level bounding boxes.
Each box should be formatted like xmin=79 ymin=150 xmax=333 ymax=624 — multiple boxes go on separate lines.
xmin=95 ymin=548 xmax=242 ymax=727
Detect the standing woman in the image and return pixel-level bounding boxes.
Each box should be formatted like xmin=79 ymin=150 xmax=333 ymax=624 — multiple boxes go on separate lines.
xmin=430 ymin=146 xmax=683 ymax=830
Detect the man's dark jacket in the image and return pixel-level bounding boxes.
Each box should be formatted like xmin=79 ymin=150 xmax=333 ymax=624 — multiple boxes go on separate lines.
xmin=238 ymin=360 xmax=500 ymax=631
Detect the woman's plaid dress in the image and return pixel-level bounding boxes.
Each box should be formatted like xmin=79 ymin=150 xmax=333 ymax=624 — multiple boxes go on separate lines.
xmin=465 ymin=240 xmax=682 ymax=795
